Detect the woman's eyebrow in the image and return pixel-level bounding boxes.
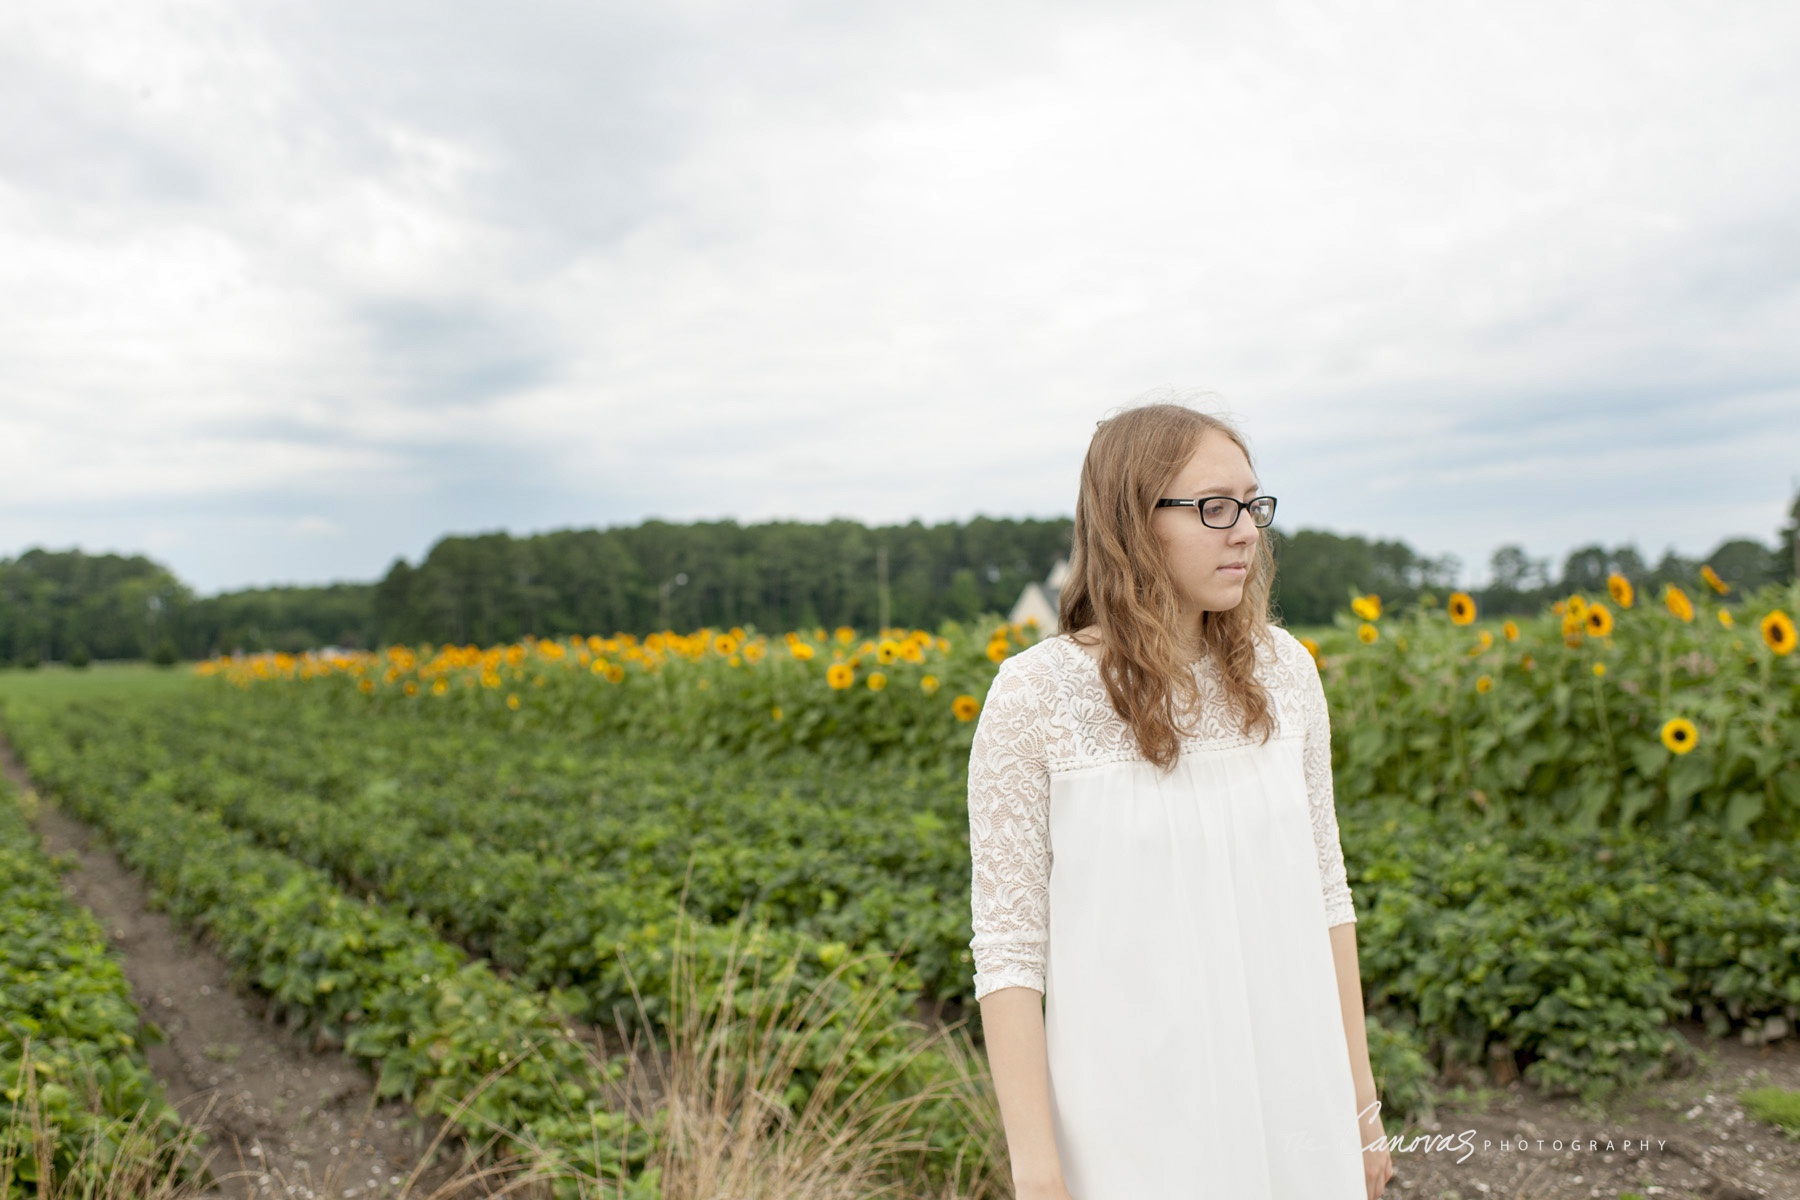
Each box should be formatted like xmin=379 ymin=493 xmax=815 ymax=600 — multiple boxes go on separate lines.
xmin=1193 ymin=482 xmax=1260 ymax=495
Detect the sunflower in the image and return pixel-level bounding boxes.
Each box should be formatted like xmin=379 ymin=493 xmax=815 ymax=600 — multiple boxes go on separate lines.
xmin=1351 ymin=594 xmax=1382 ymax=621
xmin=1475 ymin=674 xmax=1493 ymax=694
xmin=1357 ymin=623 xmax=1379 ymax=645
xmin=834 ymin=626 xmax=856 ymax=645
xmin=1664 ymin=585 xmax=1694 ymax=623
xmin=1592 ymin=662 xmax=1607 ymax=677
xmin=1700 ymin=564 xmax=1730 ymax=595
xmin=827 ymin=663 xmax=855 ymax=690
xmin=920 ymin=673 xmax=940 ymax=694
xmin=986 ymin=640 xmax=1009 ymax=663
xmin=1718 ymin=609 xmax=1734 ymax=629
xmin=1660 ymin=717 xmax=1697 ymax=754
xmin=506 ymin=693 xmax=521 ymax=710
xmin=714 ymin=634 xmax=739 ymax=657
xmin=867 ymin=672 xmax=888 ymax=691
xmin=1585 ymin=603 xmax=1614 ymax=638
xmin=1448 ymin=592 xmax=1476 ymax=625
xmin=1607 ymin=574 xmax=1634 ymax=608
xmin=1473 ymin=629 xmax=1494 ymax=654
xmin=1561 ymin=611 xmax=1585 ymax=639
xmin=1503 ymin=621 xmax=1520 ymax=642
xmin=1762 ymin=610 xmax=1796 ymax=656
xmin=431 ymin=678 xmax=448 ymax=695
xmin=789 ymin=641 xmax=816 ymax=661
xmin=952 ymin=694 xmax=981 ymax=721
xmin=1298 ymin=636 xmax=1322 ymax=666
xmin=1566 ymin=595 xmax=1588 ymax=620
xmin=877 ymin=640 xmax=901 ymax=664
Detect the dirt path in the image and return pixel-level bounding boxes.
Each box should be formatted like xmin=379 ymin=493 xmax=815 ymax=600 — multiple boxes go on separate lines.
xmin=0 ymin=737 xmax=472 ymax=1199
xmin=1375 ymin=1024 xmax=1800 ymax=1199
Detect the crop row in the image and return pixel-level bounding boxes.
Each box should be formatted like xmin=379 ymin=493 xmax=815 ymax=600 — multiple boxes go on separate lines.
xmin=0 ymin=698 xmax=998 ymax=1189
xmin=0 ymin=722 xmax=656 ymax=1196
xmin=0 ymin=774 xmax=186 ymax=1195
xmin=1351 ymin=801 xmax=1800 ymax=1098
xmin=38 ymin=688 xmax=977 ymax=1006
xmin=22 ymin=683 xmax=1800 ymax=1114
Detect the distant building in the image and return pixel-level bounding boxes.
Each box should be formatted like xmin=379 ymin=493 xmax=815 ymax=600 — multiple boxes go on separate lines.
xmin=1009 ymin=557 xmax=1071 ymax=633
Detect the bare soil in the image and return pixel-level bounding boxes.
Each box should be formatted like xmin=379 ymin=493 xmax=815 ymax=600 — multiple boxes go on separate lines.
xmin=1374 ymin=1026 xmax=1800 ymax=1199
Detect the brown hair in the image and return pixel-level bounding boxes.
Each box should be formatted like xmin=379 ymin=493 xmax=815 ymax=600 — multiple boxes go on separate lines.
xmin=1057 ymin=400 xmax=1279 ymax=773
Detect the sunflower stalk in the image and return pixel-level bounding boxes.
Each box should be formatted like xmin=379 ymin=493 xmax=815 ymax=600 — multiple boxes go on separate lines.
xmin=1589 ymin=671 xmax=1617 ymax=790
xmin=1658 ymin=625 xmax=1673 ymax=713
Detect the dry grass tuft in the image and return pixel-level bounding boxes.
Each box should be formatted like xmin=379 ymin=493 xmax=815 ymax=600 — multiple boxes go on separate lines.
xmin=2 ymin=1039 xmax=210 ymax=1200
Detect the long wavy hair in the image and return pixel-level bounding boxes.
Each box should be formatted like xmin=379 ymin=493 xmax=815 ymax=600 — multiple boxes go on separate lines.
xmin=1057 ymin=401 xmax=1280 ymax=774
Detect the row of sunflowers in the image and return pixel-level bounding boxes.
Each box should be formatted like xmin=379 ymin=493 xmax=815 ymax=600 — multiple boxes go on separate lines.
xmin=198 ymin=571 xmax=1798 ymax=834
xmin=1322 ymin=574 xmax=1795 ymax=837
xmin=196 ymin=619 xmax=1027 ymax=762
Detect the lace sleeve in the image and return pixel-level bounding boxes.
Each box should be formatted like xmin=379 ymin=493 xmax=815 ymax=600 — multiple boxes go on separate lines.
xmin=1293 ymin=638 xmax=1357 ymax=928
xmin=967 ymin=652 xmax=1056 ymax=1000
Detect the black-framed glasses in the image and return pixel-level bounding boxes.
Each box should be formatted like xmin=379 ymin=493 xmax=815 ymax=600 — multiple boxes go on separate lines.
xmin=1154 ymin=495 xmax=1277 ymax=529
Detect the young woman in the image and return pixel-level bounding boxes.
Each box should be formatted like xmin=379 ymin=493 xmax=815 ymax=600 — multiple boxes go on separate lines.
xmin=967 ymin=402 xmax=1395 ymax=1199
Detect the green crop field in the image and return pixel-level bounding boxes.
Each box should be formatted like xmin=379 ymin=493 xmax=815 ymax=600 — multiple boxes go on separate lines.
xmin=2 ymin=574 xmax=1795 ymax=1196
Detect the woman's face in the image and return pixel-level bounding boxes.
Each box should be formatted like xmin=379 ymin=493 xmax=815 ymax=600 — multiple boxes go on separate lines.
xmin=1151 ymin=429 xmax=1261 ymax=616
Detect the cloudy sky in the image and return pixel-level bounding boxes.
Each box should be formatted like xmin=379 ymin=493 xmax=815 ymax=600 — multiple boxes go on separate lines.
xmin=3 ymin=0 xmax=1797 ymax=595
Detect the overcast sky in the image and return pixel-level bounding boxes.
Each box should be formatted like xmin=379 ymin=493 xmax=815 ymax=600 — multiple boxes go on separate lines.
xmin=3 ymin=0 xmax=1797 ymax=595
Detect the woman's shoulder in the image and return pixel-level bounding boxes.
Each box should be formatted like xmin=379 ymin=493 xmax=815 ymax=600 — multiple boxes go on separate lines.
xmin=979 ymin=635 xmax=1075 ymax=712
xmin=1263 ymin=622 xmax=1309 ymax=662
xmin=973 ymin=637 xmax=1069 ymax=739
xmin=996 ymin=633 xmax=1075 ymax=681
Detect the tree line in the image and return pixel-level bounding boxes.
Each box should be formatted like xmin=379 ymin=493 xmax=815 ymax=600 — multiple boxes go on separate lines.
xmin=2 ymin=506 xmax=1795 ymax=665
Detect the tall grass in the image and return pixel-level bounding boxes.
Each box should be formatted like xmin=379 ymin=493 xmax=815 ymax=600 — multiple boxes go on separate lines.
xmin=562 ymin=909 xmax=1008 ymax=1200
xmin=0 ymin=1039 xmax=209 ymax=1200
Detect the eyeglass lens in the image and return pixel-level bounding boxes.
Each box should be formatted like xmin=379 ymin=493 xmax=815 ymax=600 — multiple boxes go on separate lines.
xmin=1200 ymin=497 xmax=1275 ymax=528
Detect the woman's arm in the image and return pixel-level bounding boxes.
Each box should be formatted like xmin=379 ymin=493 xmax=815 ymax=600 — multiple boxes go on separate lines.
xmin=978 ymin=987 xmax=1070 ymax=1197
xmin=1329 ymin=922 xmax=1379 ymax=1127
xmin=966 ymin=655 xmax=1067 ymax=1195
xmin=1296 ymin=632 xmax=1394 ymax=1195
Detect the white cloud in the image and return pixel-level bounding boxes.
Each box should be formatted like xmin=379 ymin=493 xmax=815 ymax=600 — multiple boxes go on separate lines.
xmin=2 ymin=0 xmax=1797 ymax=591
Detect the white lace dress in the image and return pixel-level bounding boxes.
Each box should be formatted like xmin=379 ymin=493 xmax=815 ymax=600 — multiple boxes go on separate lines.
xmin=967 ymin=625 xmax=1366 ymax=1199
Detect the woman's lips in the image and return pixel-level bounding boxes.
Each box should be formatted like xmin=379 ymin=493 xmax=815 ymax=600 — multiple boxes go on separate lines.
xmin=1218 ymin=564 xmax=1247 ymax=574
